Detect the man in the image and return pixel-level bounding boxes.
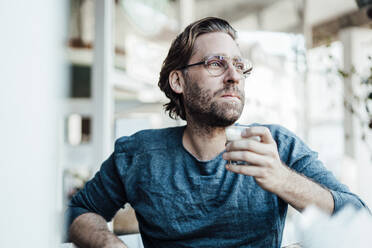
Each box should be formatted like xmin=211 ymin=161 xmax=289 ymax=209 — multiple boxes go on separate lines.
xmin=67 ymin=17 xmax=368 ymax=248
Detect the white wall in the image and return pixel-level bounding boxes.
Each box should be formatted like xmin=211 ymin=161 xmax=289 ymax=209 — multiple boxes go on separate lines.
xmin=0 ymin=1 xmax=67 ymax=247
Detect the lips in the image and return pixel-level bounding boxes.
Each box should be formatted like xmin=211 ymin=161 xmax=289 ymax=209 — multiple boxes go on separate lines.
xmin=221 ymin=92 xmax=241 ymax=99
xmin=214 ymin=87 xmax=244 ymax=101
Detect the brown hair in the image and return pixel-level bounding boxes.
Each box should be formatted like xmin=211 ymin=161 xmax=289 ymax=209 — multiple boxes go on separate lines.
xmin=158 ymin=17 xmax=237 ymax=120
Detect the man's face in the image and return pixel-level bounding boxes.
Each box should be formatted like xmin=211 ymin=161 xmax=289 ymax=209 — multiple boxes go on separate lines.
xmin=182 ymin=32 xmax=245 ymax=127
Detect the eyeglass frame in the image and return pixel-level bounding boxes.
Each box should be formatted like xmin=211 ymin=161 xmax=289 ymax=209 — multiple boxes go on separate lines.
xmin=177 ymin=54 xmax=253 ymax=79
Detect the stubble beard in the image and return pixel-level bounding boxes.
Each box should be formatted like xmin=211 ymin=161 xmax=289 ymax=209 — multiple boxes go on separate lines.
xmin=183 ymin=76 xmax=245 ymax=128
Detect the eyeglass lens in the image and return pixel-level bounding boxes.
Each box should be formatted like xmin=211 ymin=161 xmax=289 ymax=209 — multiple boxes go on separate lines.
xmin=205 ymin=56 xmax=251 ymax=78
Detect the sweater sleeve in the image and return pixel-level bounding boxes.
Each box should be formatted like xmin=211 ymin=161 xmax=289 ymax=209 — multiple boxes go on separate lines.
xmin=269 ymin=124 xmax=370 ymax=215
xmin=292 ymin=151 xmax=368 ymax=214
xmin=66 ymin=145 xmax=128 ymax=228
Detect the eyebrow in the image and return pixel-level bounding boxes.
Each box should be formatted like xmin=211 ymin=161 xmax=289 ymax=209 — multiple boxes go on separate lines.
xmin=202 ymin=53 xmax=227 ymax=59
xmin=202 ymin=53 xmax=243 ymax=61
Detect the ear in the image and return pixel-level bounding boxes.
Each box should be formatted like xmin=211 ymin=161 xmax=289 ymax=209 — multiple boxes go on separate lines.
xmin=169 ymin=70 xmax=185 ymax=94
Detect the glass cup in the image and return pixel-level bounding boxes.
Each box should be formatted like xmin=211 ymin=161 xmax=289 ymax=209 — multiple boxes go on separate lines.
xmin=225 ymin=125 xmax=261 ymax=165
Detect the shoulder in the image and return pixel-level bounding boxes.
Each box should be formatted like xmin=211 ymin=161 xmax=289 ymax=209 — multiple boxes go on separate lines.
xmin=114 ymin=126 xmax=184 ymax=154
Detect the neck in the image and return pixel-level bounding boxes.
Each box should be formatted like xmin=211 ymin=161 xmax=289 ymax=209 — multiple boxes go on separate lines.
xmin=182 ymin=117 xmax=228 ymax=161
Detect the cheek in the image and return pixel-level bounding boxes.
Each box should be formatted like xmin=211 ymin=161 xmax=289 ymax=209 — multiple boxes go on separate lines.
xmin=240 ymin=84 xmax=246 ymax=96
xmin=191 ymin=77 xmax=219 ymax=95
xmin=206 ymin=78 xmax=225 ymax=92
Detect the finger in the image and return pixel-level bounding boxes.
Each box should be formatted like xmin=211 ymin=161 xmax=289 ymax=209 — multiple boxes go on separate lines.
xmin=243 ymin=126 xmax=275 ymax=144
xmin=223 ymin=151 xmax=270 ymax=167
xmin=226 ymin=163 xmax=262 ymax=177
xmin=226 ymin=139 xmax=271 ymax=155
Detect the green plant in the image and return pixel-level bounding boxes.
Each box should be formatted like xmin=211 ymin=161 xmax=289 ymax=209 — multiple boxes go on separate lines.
xmin=332 ymin=52 xmax=372 ymax=161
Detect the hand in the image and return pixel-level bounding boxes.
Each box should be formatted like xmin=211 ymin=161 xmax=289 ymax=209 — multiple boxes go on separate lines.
xmin=222 ymin=126 xmax=291 ymax=193
xmin=103 ymin=243 xmax=127 ymax=248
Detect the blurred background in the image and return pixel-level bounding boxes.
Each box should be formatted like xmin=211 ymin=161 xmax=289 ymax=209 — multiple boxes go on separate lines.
xmin=0 ymin=0 xmax=371 ymax=247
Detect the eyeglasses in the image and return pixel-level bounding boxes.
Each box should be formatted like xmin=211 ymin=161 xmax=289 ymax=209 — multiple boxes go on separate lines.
xmin=178 ymin=55 xmax=253 ymax=79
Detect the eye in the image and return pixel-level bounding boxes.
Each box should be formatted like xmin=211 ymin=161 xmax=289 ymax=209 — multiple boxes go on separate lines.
xmin=207 ymin=59 xmax=224 ymax=68
xmin=235 ymin=64 xmax=245 ymax=71
xmin=235 ymin=63 xmax=245 ymax=71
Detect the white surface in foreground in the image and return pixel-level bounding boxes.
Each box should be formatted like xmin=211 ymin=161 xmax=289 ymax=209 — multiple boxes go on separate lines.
xmin=294 ymin=205 xmax=372 ymax=248
xmin=61 ymin=234 xmax=143 ymax=248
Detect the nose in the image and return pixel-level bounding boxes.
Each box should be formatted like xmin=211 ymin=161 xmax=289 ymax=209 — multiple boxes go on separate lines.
xmin=223 ymin=63 xmax=242 ymax=85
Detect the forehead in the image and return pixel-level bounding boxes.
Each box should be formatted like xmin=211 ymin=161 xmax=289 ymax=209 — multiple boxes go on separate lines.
xmin=192 ymin=32 xmax=241 ymax=61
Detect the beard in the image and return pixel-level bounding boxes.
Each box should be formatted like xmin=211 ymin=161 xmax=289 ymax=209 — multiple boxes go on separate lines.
xmin=183 ymin=75 xmax=245 ymax=127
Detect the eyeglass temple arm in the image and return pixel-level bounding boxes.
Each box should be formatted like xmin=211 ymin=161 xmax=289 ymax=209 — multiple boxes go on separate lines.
xmin=244 ymin=67 xmax=253 ymax=74
xmin=177 ymin=61 xmax=205 ymax=70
